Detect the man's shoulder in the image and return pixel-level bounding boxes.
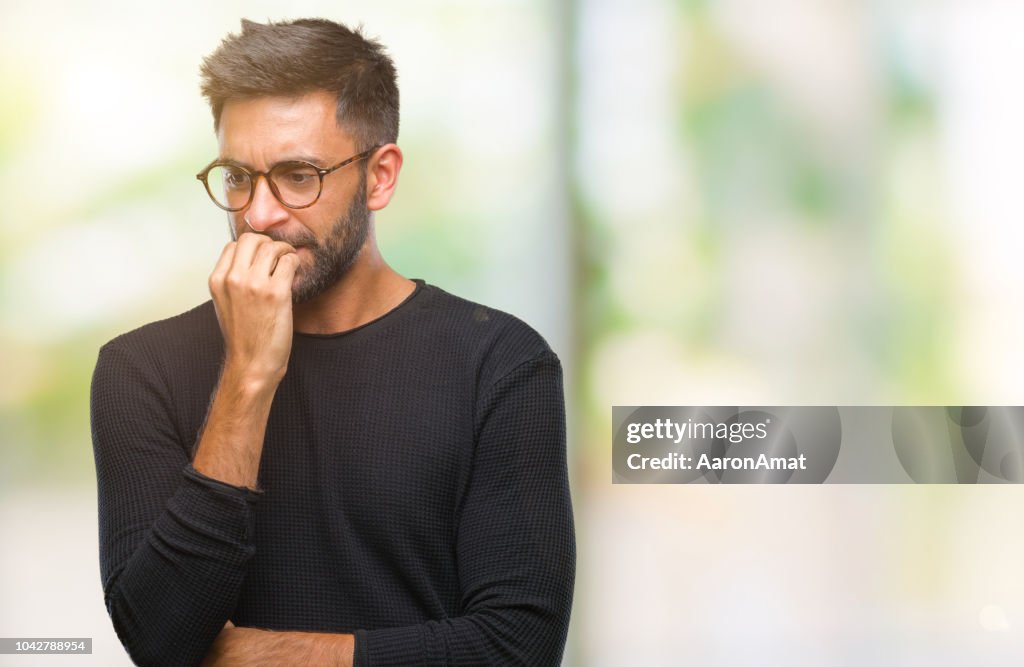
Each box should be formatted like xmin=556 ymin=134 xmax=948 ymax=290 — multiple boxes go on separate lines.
xmin=99 ymin=300 xmax=222 ymax=366
xmin=417 ymin=282 xmax=558 ymax=382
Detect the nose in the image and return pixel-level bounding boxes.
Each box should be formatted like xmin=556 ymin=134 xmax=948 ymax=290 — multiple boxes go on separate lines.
xmin=242 ymin=174 xmax=289 ymax=233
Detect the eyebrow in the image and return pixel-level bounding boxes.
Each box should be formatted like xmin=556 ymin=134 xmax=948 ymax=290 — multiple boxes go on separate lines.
xmin=218 ymin=154 xmax=327 ymax=169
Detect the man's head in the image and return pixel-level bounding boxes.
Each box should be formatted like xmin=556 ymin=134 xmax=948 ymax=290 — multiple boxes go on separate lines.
xmin=198 ymin=19 xmax=402 ymax=304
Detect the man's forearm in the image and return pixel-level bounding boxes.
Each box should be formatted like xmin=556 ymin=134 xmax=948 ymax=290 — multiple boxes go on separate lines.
xmin=192 ymin=363 xmax=279 ymax=489
xmin=202 ymin=626 xmax=354 ymax=667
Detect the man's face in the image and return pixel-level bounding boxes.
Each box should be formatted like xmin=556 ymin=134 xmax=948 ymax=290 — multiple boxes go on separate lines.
xmin=217 ymin=91 xmax=370 ymax=304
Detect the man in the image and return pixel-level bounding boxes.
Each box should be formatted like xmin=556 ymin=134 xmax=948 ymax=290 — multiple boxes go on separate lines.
xmin=90 ymin=18 xmax=575 ymax=666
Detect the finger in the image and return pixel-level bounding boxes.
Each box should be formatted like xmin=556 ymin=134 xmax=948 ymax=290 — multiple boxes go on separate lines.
xmin=208 ymin=242 xmax=237 ymax=295
xmin=271 ymin=252 xmax=300 ymax=282
xmin=251 ymin=241 xmax=297 ymax=278
xmin=229 ymin=231 xmax=271 ymax=272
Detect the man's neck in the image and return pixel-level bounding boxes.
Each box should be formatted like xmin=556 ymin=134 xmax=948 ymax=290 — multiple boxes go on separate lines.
xmin=291 ymin=246 xmax=416 ymax=335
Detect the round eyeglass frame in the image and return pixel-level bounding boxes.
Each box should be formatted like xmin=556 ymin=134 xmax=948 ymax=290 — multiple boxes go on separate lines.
xmin=196 ymin=145 xmax=381 ymax=212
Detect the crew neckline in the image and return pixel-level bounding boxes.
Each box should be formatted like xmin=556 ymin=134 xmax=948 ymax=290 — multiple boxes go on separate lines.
xmin=292 ymin=278 xmax=427 ymax=348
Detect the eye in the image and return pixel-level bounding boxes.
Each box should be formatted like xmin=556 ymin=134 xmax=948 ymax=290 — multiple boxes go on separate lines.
xmin=221 ymin=167 xmax=249 ymax=190
xmin=287 ymin=173 xmax=313 ymax=185
xmin=274 ymin=164 xmax=319 ymax=189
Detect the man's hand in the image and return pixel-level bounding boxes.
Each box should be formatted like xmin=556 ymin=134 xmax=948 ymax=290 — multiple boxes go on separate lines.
xmin=201 ymin=622 xmax=354 ymax=667
xmin=192 ymin=233 xmax=299 ymax=489
xmin=208 ymin=233 xmax=299 ymax=386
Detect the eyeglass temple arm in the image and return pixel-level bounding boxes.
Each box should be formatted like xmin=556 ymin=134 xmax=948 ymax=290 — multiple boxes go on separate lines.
xmin=323 ymin=145 xmax=383 ymax=174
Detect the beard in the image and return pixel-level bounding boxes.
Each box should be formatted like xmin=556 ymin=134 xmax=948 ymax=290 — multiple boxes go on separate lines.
xmin=230 ymin=169 xmax=370 ymax=304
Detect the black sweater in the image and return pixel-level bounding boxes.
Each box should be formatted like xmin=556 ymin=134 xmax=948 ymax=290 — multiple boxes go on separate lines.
xmin=90 ymin=279 xmax=575 ymax=666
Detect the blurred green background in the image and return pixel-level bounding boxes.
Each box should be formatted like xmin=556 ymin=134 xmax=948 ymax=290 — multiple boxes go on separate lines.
xmin=3 ymin=0 xmax=1024 ymax=664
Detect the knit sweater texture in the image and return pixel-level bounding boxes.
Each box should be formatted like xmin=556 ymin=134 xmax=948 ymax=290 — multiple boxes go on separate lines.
xmin=90 ymin=279 xmax=575 ymax=666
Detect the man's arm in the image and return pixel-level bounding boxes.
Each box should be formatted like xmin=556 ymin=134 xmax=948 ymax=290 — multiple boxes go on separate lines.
xmin=203 ymin=350 xmax=575 ymax=667
xmin=355 ymin=350 xmax=576 ymax=665
xmin=91 ymin=235 xmax=298 ymax=666
xmin=92 ymin=342 xmax=265 ymax=666
xmin=201 ymin=624 xmax=354 ymax=667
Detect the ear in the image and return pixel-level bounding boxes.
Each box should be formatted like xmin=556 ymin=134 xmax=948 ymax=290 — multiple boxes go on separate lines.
xmin=365 ymin=144 xmax=403 ymax=212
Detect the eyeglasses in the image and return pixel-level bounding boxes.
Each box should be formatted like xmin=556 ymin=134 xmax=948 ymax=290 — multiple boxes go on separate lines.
xmin=196 ymin=146 xmax=380 ymax=212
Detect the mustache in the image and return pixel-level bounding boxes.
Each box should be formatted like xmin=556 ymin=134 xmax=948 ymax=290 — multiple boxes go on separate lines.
xmin=242 ymin=229 xmax=317 ymax=248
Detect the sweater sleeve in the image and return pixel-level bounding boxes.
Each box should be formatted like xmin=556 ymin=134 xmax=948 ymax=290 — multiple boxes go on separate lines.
xmin=353 ymin=351 xmax=576 ymax=666
xmin=90 ymin=341 xmax=261 ymax=667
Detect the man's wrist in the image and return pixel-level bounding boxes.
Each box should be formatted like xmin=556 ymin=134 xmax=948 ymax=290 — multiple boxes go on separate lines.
xmin=220 ymin=361 xmax=285 ymax=398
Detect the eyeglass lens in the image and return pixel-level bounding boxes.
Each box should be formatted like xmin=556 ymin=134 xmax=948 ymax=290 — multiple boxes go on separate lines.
xmin=206 ymin=163 xmax=322 ymax=209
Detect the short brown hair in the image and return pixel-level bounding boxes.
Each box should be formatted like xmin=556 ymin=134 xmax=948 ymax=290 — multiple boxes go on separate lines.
xmin=199 ymin=18 xmax=399 ymax=150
